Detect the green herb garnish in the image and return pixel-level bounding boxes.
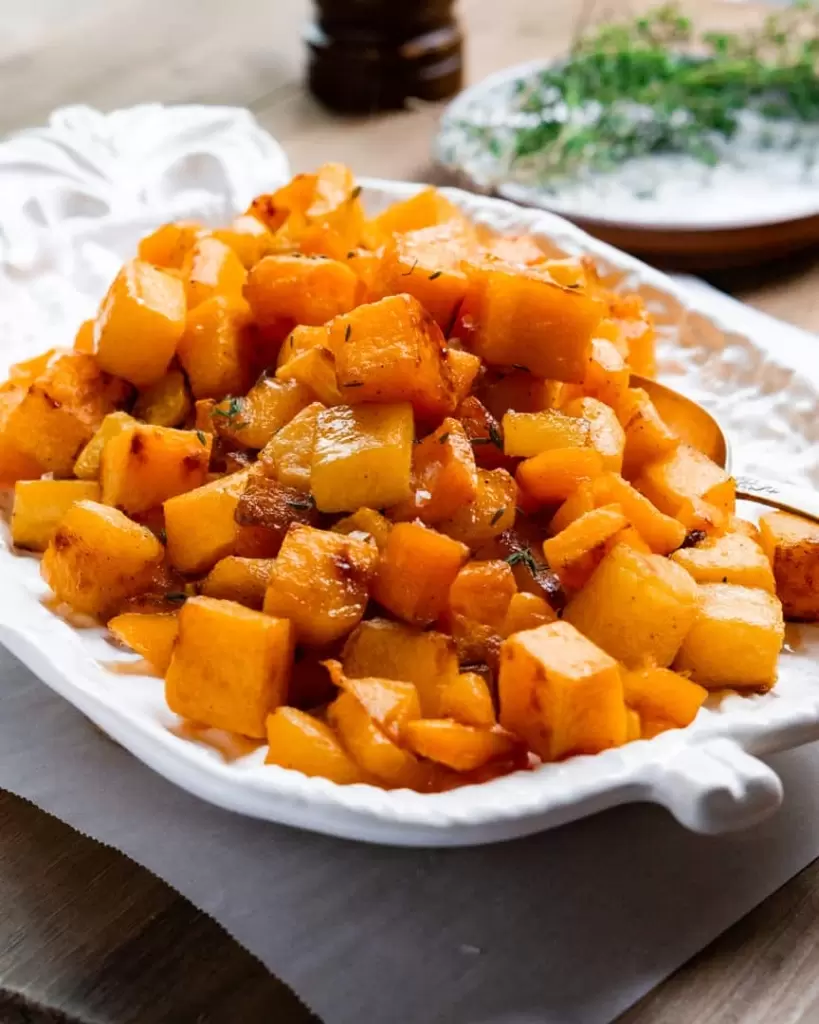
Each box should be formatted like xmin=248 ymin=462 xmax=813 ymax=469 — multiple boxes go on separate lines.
xmin=195 ymin=430 xmax=207 ymax=446
xmin=438 ymin=431 xmax=451 ymax=444
xmin=165 ymin=592 xmax=187 ymax=603
xmin=428 ymin=270 xmax=443 ymax=281
xmin=490 ymin=507 xmax=506 ymax=525
xmin=505 ymin=548 xmax=538 ymax=574
xmin=344 ymin=324 xmax=352 ymax=342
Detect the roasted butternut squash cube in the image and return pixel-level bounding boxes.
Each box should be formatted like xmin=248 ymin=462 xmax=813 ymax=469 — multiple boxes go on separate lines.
xmin=622 ymin=667 xmax=707 ymax=729
xmin=245 ymin=254 xmax=358 ymax=327
xmin=213 ymin=378 xmax=311 ymax=450
xmin=289 ymin=163 xmax=366 ymax=259
xmin=516 ymin=448 xmax=604 ymax=505
xmin=213 ymin=214 xmax=276 ymax=269
xmin=73 ymin=319 xmax=95 ymax=353
xmin=542 ymin=504 xmax=628 ymax=590
xmin=133 ymin=367 xmax=191 ymax=427
xmin=380 ymin=221 xmax=474 ymax=330
xmin=94 ymin=259 xmax=186 ymax=386
xmin=332 ymin=507 xmax=392 ymax=550
xmin=636 ymin=444 xmax=735 ymax=520
xmin=101 ymin=425 xmax=211 ymax=515
xmin=674 ymin=584 xmax=784 ymax=690
xmin=564 ymin=397 xmax=625 ymax=473
xmin=502 ymin=409 xmax=590 ymax=458
xmin=328 ymin=294 xmax=456 ymax=420
xmin=455 ymin=396 xmax=515 ymax=472
xmin=163 ymin=468 xmax=252 ymax=573
xmin=758 ymin=511 xmax=819 ymax=620
xmin=11 ymin=479 xmax=100 ymax=551
xmin=165 ymin=596 xmax=293 ymax=738
xmin=583 ymin=337 xmax=629 ymax=409
xmin=234 ymin=475 xmax=318 ymax=556
xmin=480 ymin=232 xmax=546 ymax=265
xmin=445 ymin=348 xmax=482 ymax=406
xmin=0 ymin=391 xmax=45 ymax=484
xmin=74 ymin=412 xmax=139 ymax=480
xmin=439 ymin=672 xmax=496 ymax=728
xmin=364 ymin=187 xmax=469 ymax=246
xmin=448 ymin=560 xmax=517 ymax=629
xmin=108 ymin=611 xmax=179 ymax=675
xmin=389 ymin=418 xmax=478 ymax=524
xmin=437 ymin=468 xmax=517 ymax=547
xmin=183 ymin=236 xmax=246 ymax=309
xmin=342 ymin=618 xmax=459 ymax=717
xmin=138 ymin=220 xmax=202 ymax=269
xmin=176 ymin=296 xmax=256 ymax=400
xmin=276 ymin=324 xmax=328 ymax=370
xmin=373 ymin=522 xmax=469 ymax=626
xmin=265 ymin=707 xmax=367 ymax=784
xmin=323 ymin=660 xmax=421 ymax=743
xmin=501 ymin=591 xmax=557 ymax=636
xmin=275 ymin=345 xmax=344 ymax=406
xmin=3 ymin=353 xmax=131 ymax=477
xmin=405 ymin=719 xmax=519 ymax=772
xmin=455 ymin=262 xmax=603 ymax=381
xmin=41 ymin=501 xmax=164 ymax=618
xmin=548 ymin=480 xmax=596 ymax=536
xmin=499 ymin=621 xmax=627 ymax=761
xmin=311 ymin=402 xmax=414 ymax=513
xmin=258 ymin=401 xmax=325 ymax=489
xmin=671 ymin=531 xmax=775 ymax=592
xmin=263 ymin=524 xmax=377 ymax=645
xmin=478 ymin=369 xmax=556 ymax=421
xmin=564 ymin=542 xmax=700 ymax=667
xmin=592 ymin=473 xmax=686 ymax=555
xmin=619 ymin=388 xmax=680 ymax=479
xmin=328 ymin=692 xmax=425 ymax=789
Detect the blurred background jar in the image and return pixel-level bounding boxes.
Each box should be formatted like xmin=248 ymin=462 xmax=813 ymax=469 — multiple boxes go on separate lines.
xmin=306 ymin=0 xmax=463 ymax=113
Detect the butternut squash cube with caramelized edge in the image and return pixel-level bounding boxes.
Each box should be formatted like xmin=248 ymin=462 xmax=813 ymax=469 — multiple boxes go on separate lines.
xmin=265 ymin=707 xmax=367 ymax=784
xmin=542 ymin=504 xmax=628 ymax=590
xmin=674 ymin=584 xmax=784 ymax=690
xmin=213 ymin=378 xmax=312 ymax=450
xmin=12 ymin=480 xmax=100 ymax=551
xmin=332 ymin=507 xmax=392 ymax=550
xmin=671 ymin=532 xmax=775 ymax=592
xmin=405 ymin=719 xmax=519 ymax=772
xmin=263 ymin=524 xmax=377 ymax=645
xmin=583 ymin=337 xmax=629 ymax=409
xmin=101 ymin=425 xmax=211 ymax=515
xmin=108 ymin=612 xmax=179 ymax=675
xmin=439 ymin=672 xmax=496 ymax=728
xmin=437 ymin=468 xmax=517 ymax=547
xmin=323 ymin=660 xmax=421 ymax=743
xmin=619 ymin=388 xmax=679 ymax=479
xmin=94 ymin=260 xmax=186 ymax=386
xmin=363 ymin=187 xmax=469 ymax=246
xmin=133 ymin=368 xmax=191 ymax=427
xmin=759 ymin=511 xmax=819 ymax=620
xmin=0 ymin=390 xmax=46 ymax=483
xmin=502 ymin=409 xmax=590 ymax=459
xmin=213 ymin=214 xmax=276 ymax=269
xmin=592 ymin=473 xmax=686 ymax=555
xmin=623 ymin=667 xmax=707 ymax=730
xmin=328 ymin=691 xmax=424 ymax=789
xmin=478 ymin=369 xmax=557 ymax=421
xmin=275 ymin=345 xmax=343 ymax=406
xmin=373 ymin=522 xmax=469 ymax=626
xmin=259 ymin=401 xmax=325 ymax=489
xmin=200 ymin=557 xmax=276 ymax=610
xmin=74 ymin=412 xmax=139 ymax=480
xmin=177 ymin=296 xmax=256 ymax=400
xmin=165 ymin=597 xmax=293 ymax=738
xmin=446 ymin=348 xmax=482 ymax=406
xmin=549 ymin=480 xmax=596 ymax=536
xmin=501 ymin=592 xmax=557 ymax=636
xmin=329 ymin=294 xmax=456 ymax=420
xmin=455 ymin=262 xmax=603 ymax=381
xmin=233 ymin=475 xmax=318 ymax=558
xmin=183 ymin=236 xmax=246 ymax=309
xmin=311 ymin=402 xmax=414 ymax=513
xmin=448 ymin=560 xmax=517 ymax=630
xmin=41 ymin=501 xmax=164 ymax=618
xmin=164 ymin=469 xmax=252 ymax=573
xmin=636 ymin=444 xmax=735 ymax=520
xmin=499 ymin=621 xmax=627 ymax=761
xmin=564 ymin=397 xmax=625 ymax=473
xmin=342 ymin=619 xmax=459 ymax=717
xmin=564 ymin=542 xmax=700 ymax=667
xmin=276 ymin=324 xmax=328 ymax=370
xmin=516 ymin=448 xmax=604 ymax=506
xmin=389 ymin=418 xmax=478 ymax=524
xmin=138 ymin=220 xmax=201 ymax=268
xmin=245 ymin=254 xmax=358 ymax=327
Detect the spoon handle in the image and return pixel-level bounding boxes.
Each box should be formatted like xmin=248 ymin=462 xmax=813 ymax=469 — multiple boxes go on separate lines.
xmin=735 ymin=475 xmax=819 ymax=525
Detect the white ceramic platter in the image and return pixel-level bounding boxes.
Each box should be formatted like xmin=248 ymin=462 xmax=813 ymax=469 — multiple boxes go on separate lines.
xmin=434 ymin=60 xmax=819 ymax=233
xmin=1 ymin=104 xmax=818 ymax=848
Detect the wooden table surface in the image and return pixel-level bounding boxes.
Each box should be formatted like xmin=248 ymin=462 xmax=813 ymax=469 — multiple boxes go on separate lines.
xmin=1 ymin=1 xmax=819 ymax=1021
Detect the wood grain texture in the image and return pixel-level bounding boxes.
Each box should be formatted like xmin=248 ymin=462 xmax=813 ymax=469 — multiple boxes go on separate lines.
xmin=0 ymin=1 xmax=818 ymax=1022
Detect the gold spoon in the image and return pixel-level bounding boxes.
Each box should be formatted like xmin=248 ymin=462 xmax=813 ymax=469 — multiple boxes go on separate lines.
xmin=631 ymin=374 xmax=819 ymax=525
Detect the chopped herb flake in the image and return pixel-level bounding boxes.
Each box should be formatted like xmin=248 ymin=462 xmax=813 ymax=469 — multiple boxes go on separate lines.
xmin=158 ymin=528 xmax=167 ymax=545
xmin=286 ymin=497 xmax=314 ymax=512
xmin=344 ymin=324 xmax=352 ymax=342
xmin=512 ymin=364 xmax=529 ymax=373
xmin=196 ymin=430 xmax=207 ymax=446
xmin=438 ymin=431 xmax=451 ymax=444
xmin=401 ymin=259 xmax=419 ymax=277
xmin=343 ymin=381 xmax=364 ymax=388
xmin=505 ymin=548 xmax=538 ymax=574
xmin=490 ymin=507 xmax=506 ymax=526
xmin=347 ymin=251 xmax=355 ymax=259
xmin=350 ymin=186 xmax=362 ymax=200
xmin=165 ymin=592 xmax=188 ymax=603
xmin=428 ymin=270 xmax=443 ymax=281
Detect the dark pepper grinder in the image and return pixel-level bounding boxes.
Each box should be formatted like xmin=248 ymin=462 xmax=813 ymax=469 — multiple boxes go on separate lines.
xmin=306 ymin=0 xmax=464 ymax=113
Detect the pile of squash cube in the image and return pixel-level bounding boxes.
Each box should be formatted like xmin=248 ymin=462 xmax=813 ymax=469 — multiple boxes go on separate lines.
xmin=2 ymin=163 xmax=818 ymax=791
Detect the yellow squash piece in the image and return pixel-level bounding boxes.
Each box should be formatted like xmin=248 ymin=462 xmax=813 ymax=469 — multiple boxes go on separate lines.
xmin=163 ymin=468 xmax=253 ymax=574
xmin=74 ymin=412 xmax=139 ymax=480
xmin=404 ymin=719 xmax=519 ymax=772
xmin=11 ymin=480 xmax=100 ymax=551
xmin=328 ymin=691 xmax=425 ymax=789
xmin=759 ymin=511 xmax=819 ymax=620
xmin=636 ymin=443 xmax=735 ymax=520
xmin=108 ymin=611 xmax=179 ymax=675
xmin=199 ymin=557 xmax=276 ymax=610
xmin=265 ymin=707 xmax=368 ymax=784
xmin=671 ymin=531 xmax=775 ymax=592
xmin=501 ymin=409 xmax=590 ymax=459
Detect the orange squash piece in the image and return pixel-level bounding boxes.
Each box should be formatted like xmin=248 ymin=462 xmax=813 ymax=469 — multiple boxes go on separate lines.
xmin=328 ymin=691 xmax=425 ymax=789
xmin=548 ymin=480 xmax=596 ymax=536
xmin=671 ymin=531 xmax=775 ymax=592
xmin=389 ymin=418 xmax=478 ymax=525
xmin=516 ymin=448 xmax=604 ymax=505
xmin=499 ymin=621 xmax=627 ymax=761
xmin=265 ymin=707 xmax=368 ymax=784
xmin=583 ymin=337 xmax=629 ymax=410
xmin=163 ymin=468 xmax=253 ymax=574
xmin=636 ymin=444 xmax=736 ymax=520
xmin=478 ymin=369 xmax=556 ymax=420
xmin=404 ymin=719 xmax=519 ymax=772
xmin=437 ymin=468 xmax=517 ymax=547
xmin=138 ymin=220 xmax=202 ymax=269
xmin=133 ymin=368 xmax=191 ymax=428
xmin=200 ymin=556 xmax=276 ymax=609
xmin=564 ymin=396 xmax=625 ymax=473
xmin=323 ymin=660 xmax=421 ymax=743
xmin=542 ymin=504 xmax=629 ymax=590
xmin=332 ymin=507 xmax=393 ymax=550
xmin=183 ymin=236 xmax=246 ymax=309
xmin=592 ymin=473 xmax=686 ymax=555
xmin=455 ymin=396 xmax=515 ymax=472
xmin=166 ymin=596 xmax=293 ymax=739
xmin=373 ymin=521 xmax=469 ymax=626
xmin=445 ymin=348 xmax=482 ymax=406
xmin=233 ymin=475 xmax=318 ymax=557
xmin=275 ymin=345 xmax=344 ymax=406
xmin=364 ymin=187 xmax=469 ymax=246
xmin=439 ymin=672 xmax=496 ymax=728
xmin=11 ymin=479 xmax=101 ymax=551
xmin=502 ymin=409 xmax=590 ymax=458
xmin=213 ymin=214 xmax=277 ymax=269
xmin=759 ymin=510 xmax=819 ymax=620
xmin=258 ymin=401 xmax=325 ymax=490
xmin=108 ymin=612 xmax=180 ymax=675
xmin=245 ymin=254 xmax=359 ymax=327
xmin=177 ymin=296 xmax=256 ymax=400
xmin=501 ymin=591 xmax=557 ymax=636
xmin=619 ymin=388 xmax=680 ymax=479
xmin=622 ymin=667 xmax=707 ymax=729
xmin=448 ymin=560 xmax=517 ymax=630
xmin=95 ymin=259 xmax=187 ymax=386
xmin=212 ymin=377 xmax=312 ymax=450
xmin=73 ymin=319 xmax=95 ymax=353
